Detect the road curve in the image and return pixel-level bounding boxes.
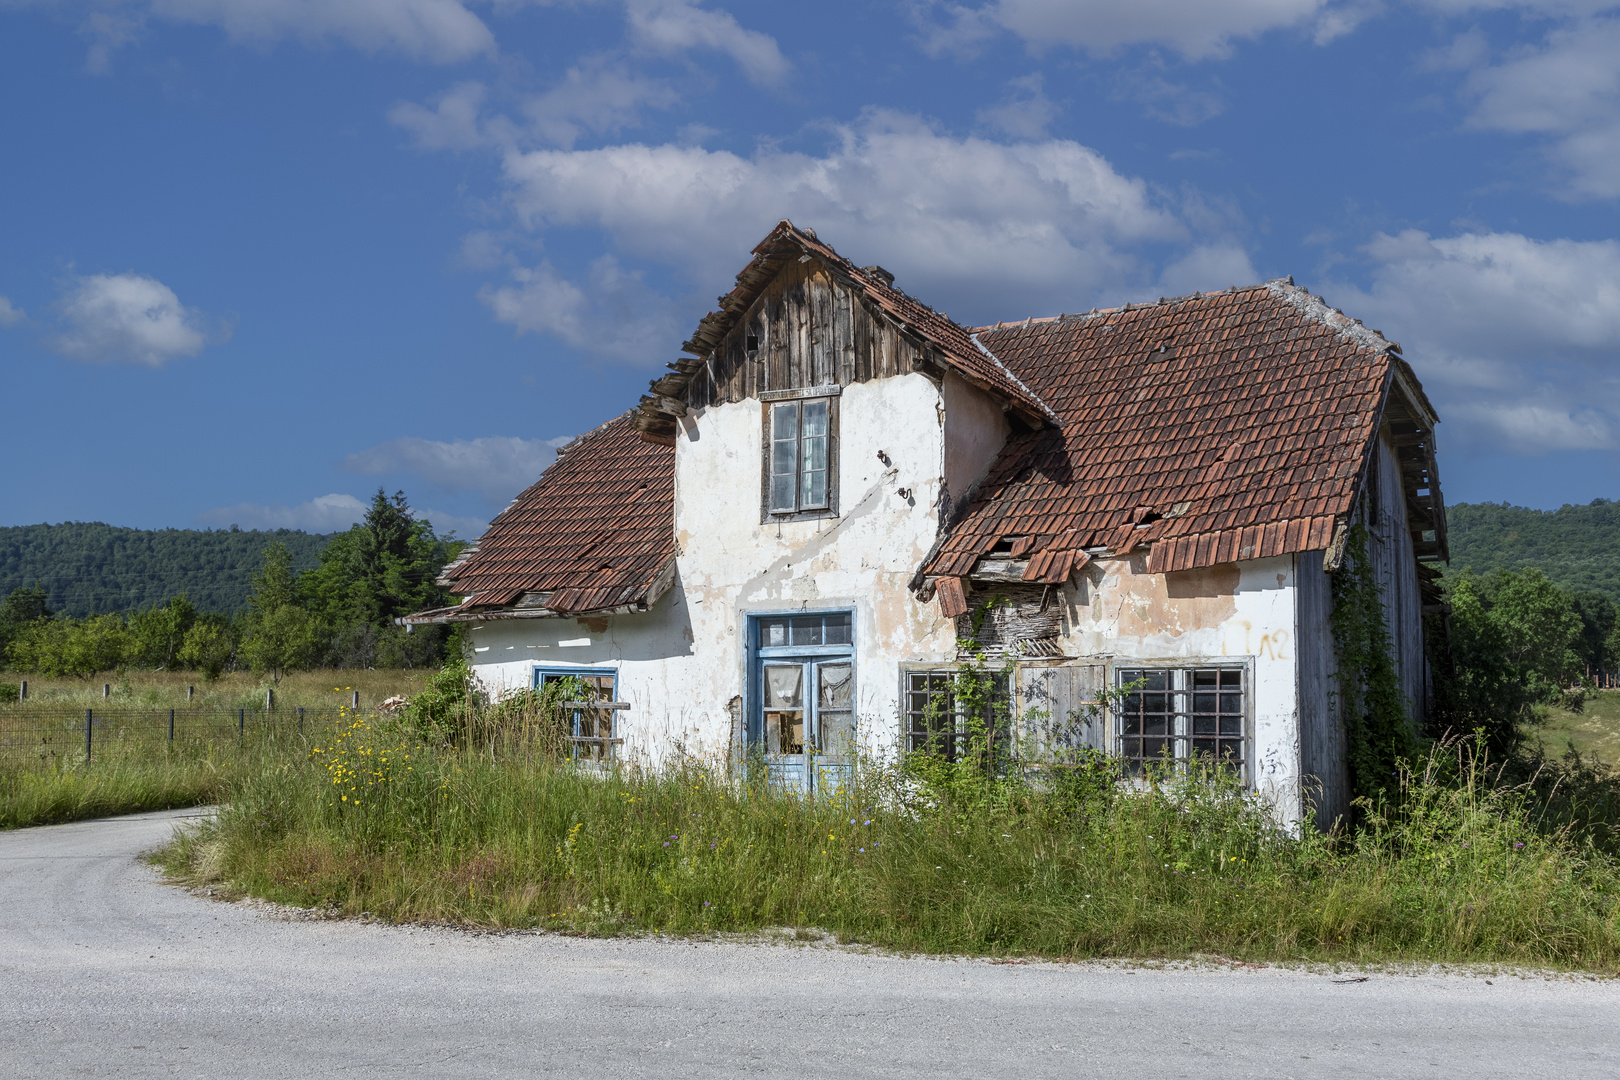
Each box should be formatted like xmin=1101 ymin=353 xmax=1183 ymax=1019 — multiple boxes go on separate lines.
xmin=2 ymin=808 xmax=1617 ymax=1079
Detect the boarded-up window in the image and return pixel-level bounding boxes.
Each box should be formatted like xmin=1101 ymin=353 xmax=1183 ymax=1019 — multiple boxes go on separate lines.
xmin=1019 ymin=663 xmax=1106 ymax=754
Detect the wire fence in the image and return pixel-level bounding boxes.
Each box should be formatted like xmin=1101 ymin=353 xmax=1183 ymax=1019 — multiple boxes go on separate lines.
xmin=0 ymin=707 xmax=347 ymax=771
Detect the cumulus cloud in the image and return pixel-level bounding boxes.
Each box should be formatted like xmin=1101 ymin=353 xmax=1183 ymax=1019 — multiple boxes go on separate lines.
xmin=192 ymin=491 xmax=488 ymax=537
xmin=975 ymin=73 xmax=1061 ymax=138
xmin=624 ymin=0 xmax=790 ymax=86
xmin=920 ymin=0 xmax=1331 ymax=61
xmin=480 ymin=255 xmax=687 ymax=365
xmin=409 ymin=506 xmax=489 ymax=538
xmin=1328 ymin=228 xmax=1620 ymax=453
xmin=49 ymin=272 xmax=221 ymax=366
xmin=390 ymin=81 xmax=490 ymax=151
xmin=496 ymin=109 xmax=1186 ymax=320
xmin=146 ymin=0 xmax=494 ymax=63
xmin=392 ymin=59 xmax=681 ymax=152
xmin=0 ymin=296 xmax=25 ymax=328
xmin=1460 ymin=16 xmax=1620 ymax=199
xmin=342 ymin=434 xmax=571 ymax=504
xmin=193 ymin=493 xmax=369 ymax=533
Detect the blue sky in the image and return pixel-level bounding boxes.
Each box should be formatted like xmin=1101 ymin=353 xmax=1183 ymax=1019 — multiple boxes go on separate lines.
xmin=3 ymin=0 xmax=1618 ymax=538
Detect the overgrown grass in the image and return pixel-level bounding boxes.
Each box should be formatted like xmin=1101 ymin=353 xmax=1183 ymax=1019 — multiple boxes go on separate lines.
xmin=155 ymin=716 xmax=1620 ymax=970
xmin=0 ymin=668 xmax=426 ymax=713
xmin=0 ymin=751 xmax=242 ymax=828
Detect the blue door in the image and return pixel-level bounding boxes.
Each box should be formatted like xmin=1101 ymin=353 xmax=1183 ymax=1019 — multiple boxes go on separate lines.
xmin=752 ymin=612 xmax=855 ymax=797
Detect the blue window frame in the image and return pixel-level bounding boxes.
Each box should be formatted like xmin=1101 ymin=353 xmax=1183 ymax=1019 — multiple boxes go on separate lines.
xmin=747 ymin=610 xmax=855 ymax=795
xmin=533 ymin=666 xmax=618 ymax=761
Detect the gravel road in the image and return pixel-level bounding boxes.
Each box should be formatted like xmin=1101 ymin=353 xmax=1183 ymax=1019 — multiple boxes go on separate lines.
xmin=2 ymin=807 xmax=1617 ymax=1078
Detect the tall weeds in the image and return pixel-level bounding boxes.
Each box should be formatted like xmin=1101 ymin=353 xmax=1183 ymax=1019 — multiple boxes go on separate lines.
xmin=158 ymin=717 xmax=1620 ymax=970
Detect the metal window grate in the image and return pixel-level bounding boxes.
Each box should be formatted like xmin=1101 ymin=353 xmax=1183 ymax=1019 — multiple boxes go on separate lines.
xmin=904 ymin=669 xmax=1011 ymax=762
xmin=1116 ymin=667 xmax=1245 ymax=778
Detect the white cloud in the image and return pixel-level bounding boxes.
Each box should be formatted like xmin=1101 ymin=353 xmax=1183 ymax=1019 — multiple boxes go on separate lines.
xmin=342 ymin=434 xmax=571 ymax=503
xmin=480 ymin=254 xmax=687 ymax=365
xmin=1461 ymin=16 xmax=1620 ymax=199
xmin=1111 ymin=67 xmax=1226 ymax=126
xmin=49 ymin=272 xmax=220 ymax=366
xmin=496 ymin=109 xmax=1185 ymax=319
xmin=624 ymin=0 xmax=789 ymax=86
xmin=147 ymin=0 xmax=494 ymax=63
xmin=1155 ymin=243 xmax=1260 ymax=297
xmin=0 ymin=296 xmax=24 ymax=328
xmin=390 ymin=81 xmax=490 ymax=151
xmin=522 ymin=55 xmax=681 ymax=147
xmin=391 ymin=60 xmax=679 ymax=152
xmin=193 ymin=493 xmax=369 ymax=532
xmin=921 ymin=0 xmax=1331 ymax=61
xmin=410 ymin=506 xmax=489 ymax=538
xmin=975 ymin=73 xmax=1061 ymax=139
xmin=1329 ymin=228 xmax=1620 ymax=452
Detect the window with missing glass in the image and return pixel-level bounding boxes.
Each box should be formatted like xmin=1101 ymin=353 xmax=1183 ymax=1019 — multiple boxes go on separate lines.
xmin=903 ymin=667 xmax=1012 ymax=763
xmin=764 ymin=395 xmax=836 ymax=518
xmin=534 ymin=668 xmax=619 ymax=761
xmin=1115 ymin=667 xmax=1246 ymax=780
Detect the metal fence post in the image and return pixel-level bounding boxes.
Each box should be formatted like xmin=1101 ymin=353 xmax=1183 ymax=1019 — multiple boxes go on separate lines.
xmin=17 ymin=679 xmax=24 ymax=701
xmin=85 ymin=709 xmax=92 ymax=764
xmin=169 ymin=708 xmax=175 ymax=742
xmin=352 ymin=690 xmax=360 ymax=711
xmin=266 ymin=688 xmax=274 ymax=712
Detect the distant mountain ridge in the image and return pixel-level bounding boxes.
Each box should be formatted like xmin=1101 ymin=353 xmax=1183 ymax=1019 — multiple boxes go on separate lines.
xmin=0 ymin=523 xmax=334 ymax=616
xmin=1445 ymin=499 xmax=1620 ymax=601
xmin=3 ymin=500 xmax=1615 ymax=618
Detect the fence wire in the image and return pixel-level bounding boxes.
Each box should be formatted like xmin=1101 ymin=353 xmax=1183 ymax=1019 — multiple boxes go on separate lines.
xmin=0 ymin=707 xmax=349 ymax=769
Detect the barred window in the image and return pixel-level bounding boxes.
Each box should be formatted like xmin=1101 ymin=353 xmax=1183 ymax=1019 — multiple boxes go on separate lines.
xmin=1115 ymin=667 xmax=1245 ymax=779
xmin=903 ymin=669 xmax=1011 ymax=762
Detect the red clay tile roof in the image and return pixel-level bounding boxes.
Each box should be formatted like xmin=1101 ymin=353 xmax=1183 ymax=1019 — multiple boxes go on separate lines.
xmin=924 ymin=281 xmax=1440 ymax=578
xmin=407 ymin=410 xmax=674 ymax=619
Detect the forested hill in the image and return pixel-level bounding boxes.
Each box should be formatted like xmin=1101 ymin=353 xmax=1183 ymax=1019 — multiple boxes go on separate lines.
xmin=0 ymin=523 xmax=334 ymax=616
xmin=1446 ymin=500 xmax=1620 ymax=600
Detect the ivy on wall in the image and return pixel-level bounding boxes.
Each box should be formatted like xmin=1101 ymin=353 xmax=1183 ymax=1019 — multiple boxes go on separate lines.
xmin=1330 ymin=523 xmax=1421 ymax=803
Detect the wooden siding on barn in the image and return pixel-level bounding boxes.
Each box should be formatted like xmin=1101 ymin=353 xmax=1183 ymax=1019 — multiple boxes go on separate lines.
xmin=686 ymin=259 xmax=926 ymax=410
xmin=1295 ymin=548 xmax=1347 ymax=828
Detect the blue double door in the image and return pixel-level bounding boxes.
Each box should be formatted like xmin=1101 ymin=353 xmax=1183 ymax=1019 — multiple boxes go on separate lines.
xmin=753 ymin=611 xmax=854 ymax=796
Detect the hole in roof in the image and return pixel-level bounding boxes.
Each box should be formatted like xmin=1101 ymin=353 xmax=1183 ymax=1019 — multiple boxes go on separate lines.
xmin=991 ymin=536 xmax=1026 ymax=554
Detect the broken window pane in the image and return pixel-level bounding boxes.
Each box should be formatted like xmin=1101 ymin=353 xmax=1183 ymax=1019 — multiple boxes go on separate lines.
xmin=816 ymin=662 xmax=854 ymax=758
xmin=764 ymin=663 xmax=805 ymax=755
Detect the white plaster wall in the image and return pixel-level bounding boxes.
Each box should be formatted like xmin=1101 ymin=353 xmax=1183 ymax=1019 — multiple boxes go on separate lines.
xmin=1050 ymin=553 xmax=1304 ymax=821
xmin=942 ymin=370 xmax=1010 ymax=512
xmin=464 ymin=371 xmax=1011 ymax=769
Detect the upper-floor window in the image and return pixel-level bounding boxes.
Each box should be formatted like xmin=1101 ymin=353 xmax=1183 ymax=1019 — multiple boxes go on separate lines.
xmin=765 ymin=394 xmax=837 ymax=518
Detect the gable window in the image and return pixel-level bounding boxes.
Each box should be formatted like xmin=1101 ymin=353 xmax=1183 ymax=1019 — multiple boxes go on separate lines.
xmin=534 ymin=668 xmax=620 ymax=762
xmin=1115 ymin=667 xmax=1246 ymax=781
xmin=765 ymin=395 xmax=836 ymax=517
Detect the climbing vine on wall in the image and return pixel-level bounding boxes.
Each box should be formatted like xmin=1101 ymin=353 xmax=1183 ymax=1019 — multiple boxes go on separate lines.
xmin=1330 ymin=523 xmax=1420 ymax=803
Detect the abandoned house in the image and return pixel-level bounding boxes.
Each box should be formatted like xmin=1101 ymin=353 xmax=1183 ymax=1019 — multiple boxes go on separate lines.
xmin=401 ymin=221 xmax=1447 ymax=828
